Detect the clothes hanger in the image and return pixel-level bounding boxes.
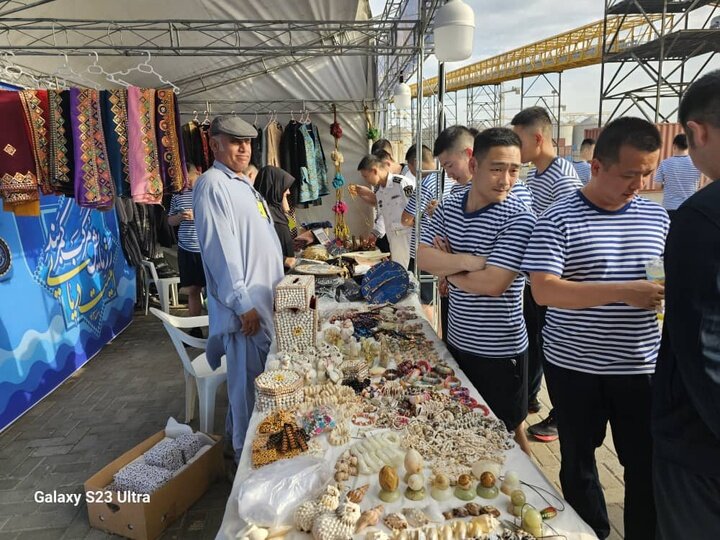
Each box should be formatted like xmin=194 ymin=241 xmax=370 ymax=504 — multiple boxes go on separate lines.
xmin=192 ymin=110 xmax=199 ymax=123
xmin=50 ymin=52 xmax=101 ymax=90
xmin=202 ymin=109 xmax=210 ymax=125
xmin=85 ymin=51 xmax=131 ymax=88
xmin=116 ymin=50 xmax=180 ymax=94
xmin=290 ymin=110 xmax=296 ymax=122
xmin=253 ymin=111 xmax=258 ymax=125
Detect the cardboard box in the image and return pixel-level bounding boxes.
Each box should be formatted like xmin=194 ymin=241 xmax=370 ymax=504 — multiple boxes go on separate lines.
xmin=84 ymin=430 xmax=224 ymax=540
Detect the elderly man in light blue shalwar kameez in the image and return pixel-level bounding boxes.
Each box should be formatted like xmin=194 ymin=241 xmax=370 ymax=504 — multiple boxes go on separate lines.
xmin=193 ymin=116 xmax=284 ymax=462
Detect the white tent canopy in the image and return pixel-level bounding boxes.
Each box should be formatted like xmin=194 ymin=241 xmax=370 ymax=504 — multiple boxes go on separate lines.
xmin=2 ymin=0 xmax=399 ymax=232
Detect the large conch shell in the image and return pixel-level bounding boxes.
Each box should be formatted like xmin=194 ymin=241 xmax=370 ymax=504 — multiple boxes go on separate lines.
xmin=355 ymin=505 xmax=385 ymax=533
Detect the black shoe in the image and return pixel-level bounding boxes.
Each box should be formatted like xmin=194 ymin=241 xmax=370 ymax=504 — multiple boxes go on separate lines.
xmin=527 ymin=410 xmax=558 ymax=442
xmin=528 ymin=397 xmax=542 ymax=414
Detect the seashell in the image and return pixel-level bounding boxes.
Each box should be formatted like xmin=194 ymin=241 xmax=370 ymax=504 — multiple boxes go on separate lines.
xmin=396 ymin=532 xmax=409 ymax=540
xmin=347 ymin=484 xmax=370 ymax=503
xmin=402 ymin=508 xmax=430 ymax=528
xmin=425 ymin=527 xmax=439 ymax=540
xmin=245 ymin=526 xmax=269 ymax=540
xmin=383 ymin=512 xmax=408 ymax=531
xmin=407 ymin=473 xmax=424 ymax=491
xmin=404 ymin=449 xmax=423 ymax=475
xmin=379 ymin=465 xmax=399 ymax=492
xmin=365 ymin=530 xmax=389 ymax=540
xmin=471 ymin=514 xmax=499 ymax=535
xmin=442 ymin=510 xmax=454 ymax=520
xmin=440 ymin=525 xmax=453 ymax=540
xmin=355 ymin=505 xmax=385 ymax=533
xmin=452 ymin=507 xmax=469 ymax=518
xmin=465 ymin=502 xmax=482 ymax=516
xmin=267 ymin=525 xmax=293 ymax=539
xmin=453 ymin=520 xmax=467 ymax=539
xmin=457 ymin=474 xmax=473 ymax=490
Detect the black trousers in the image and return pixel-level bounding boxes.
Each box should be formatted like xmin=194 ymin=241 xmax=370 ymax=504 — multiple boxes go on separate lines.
xmin=654 ymin=454 xmax=720 ymax=539
xmin=440 ymin=295 xmax=448 ymax=344
xmin=523 ymin=285 xmax=546 ymax=402
xmin=544 ymin=362 xmax=656 ymax=540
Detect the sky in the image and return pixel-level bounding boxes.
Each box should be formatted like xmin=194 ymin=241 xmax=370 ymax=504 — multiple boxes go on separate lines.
xmin=369 ymin=0 xmax=720 ymax=125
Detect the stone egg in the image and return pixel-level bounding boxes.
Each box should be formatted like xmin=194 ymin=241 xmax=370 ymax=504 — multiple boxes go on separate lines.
xmin=480 ymin=471 xmax=496 ymax=488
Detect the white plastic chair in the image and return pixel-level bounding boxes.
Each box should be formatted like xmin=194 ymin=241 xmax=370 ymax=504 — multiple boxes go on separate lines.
xmin=150 ymin=308 xmax=227 ymax=434
xmin=141 ymin=259 xmax=180 ymax=314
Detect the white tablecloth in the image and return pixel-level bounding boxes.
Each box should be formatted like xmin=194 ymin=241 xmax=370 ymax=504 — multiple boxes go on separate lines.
xmin=216 ymin=295 xmax=598 ymax=540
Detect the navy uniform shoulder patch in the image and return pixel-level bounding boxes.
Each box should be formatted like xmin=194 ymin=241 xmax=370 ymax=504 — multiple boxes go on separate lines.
xmin=403 ymin=185 xmax=414 ymax=197
xmin=392 ymin=175 xmax=403 ymax=184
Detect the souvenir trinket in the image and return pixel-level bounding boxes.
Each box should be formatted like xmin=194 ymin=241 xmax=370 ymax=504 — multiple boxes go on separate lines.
xmin=501 ymin=470 xmax=521 ymax=496
xmin=378 ymin=465 xmax=400 ymax=503
xmin=294 ymin=484 xmax=341 ymax=532
xmin=311 ymin=500 xmax=361 ymax=540
xmin=454 ymin=474 xmax=476 ymax=501
xmin=382 ymin=512 xmax=408 ymax=531
xmin=355 ymin=505 xmax=384 ymax=533
xmin=431 ymin=473 xmax=452 ymax=501
xmin=476 ymin=471 xmax=499 ymax=499
xmin=521 ymin=506 xmax=543 ymax=538
xmin=404 ymin=473 xmax=426 ymax=501
xmin=510 ymin=489 xmax=526 ymax=517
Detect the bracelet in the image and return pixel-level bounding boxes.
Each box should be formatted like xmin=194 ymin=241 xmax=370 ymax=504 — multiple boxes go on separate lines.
xmin=416 ymin=360 xmax=432 ymax=374
xmin=450 ymin=386 xmax=470 ymax=398
xmin=443 ymin=376 xmax=462 ymax=389
xmin=383 ymin=369 xmax=400 ymax=381
xmin=433 ymin=364 xmax=455 ymax=377
xmin=392 ymin=415 xmax=410 ymax=430
xmin=421 ymin=374 xmax=442 ymax=386
xmin=351 ymin=412 xmax=377 ymax=427
xmin=459 ymin=396 xmax=479 ymax=409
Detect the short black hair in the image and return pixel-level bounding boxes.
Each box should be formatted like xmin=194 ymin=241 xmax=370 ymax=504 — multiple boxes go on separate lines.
xmin=357 ymin=154 xmax=386 ymax=171
xmin=405 ymin=144 xmax=433 ymax=163
xmin=511 ymin=106 xmax=553 ymax=133
xmin=468 ymin=127 xmax=480 ymax=137
xmin=371 ymin=138 xmax=393 ymax=155
xmin=433 ymin=125 xmax=475 ymax=156
xmin=678 ymin=69 xmax=720 ymax=145
xmin=473 ymin=127 xmax=522 ymax=163
xmin=672 ymin=133 xmax=689 ymax=150
xmin=372 ymin=149 xmax=394 ymax=163
xmin=593 ymin=117 xmax=661 ymax=166
xmin=581 ymin=138 xmax=596 ymax=148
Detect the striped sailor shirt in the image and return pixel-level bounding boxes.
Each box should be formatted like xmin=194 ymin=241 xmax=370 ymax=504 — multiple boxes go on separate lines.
xmin=522 ymin=191 xmax=670 ymax=375
xmin=655 ymin=155 xmax=702 ymax=211
xmin=526 ymin=157 xmax=582 ymax=215
xmin=169 ymin=189 xmax=200 ymax=252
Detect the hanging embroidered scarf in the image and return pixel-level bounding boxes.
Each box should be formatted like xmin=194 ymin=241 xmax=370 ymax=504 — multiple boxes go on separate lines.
xmin=299 ymin=124 xmax=320 ymax=204
xmin=310 ymin=123 xmax=329 ymax=197
xmin=155 ymin=89 xmax=187 ymax=194
xmin=100 ymin=88 xmax=130 ymax=198
xmin=48 ymin=89 xmax=75 ymax=197
xmin=127 ymin=86 xmax=163 ymax=204
xmin=69 ymin=87 xmax=114 ymax=210
xmin=19 ymin=89 xmax=51 ymax=195
xmin=181 ymin=121 xmax=204 ymax=172
xmin=0 ymin=90 xmax=40 ymax=216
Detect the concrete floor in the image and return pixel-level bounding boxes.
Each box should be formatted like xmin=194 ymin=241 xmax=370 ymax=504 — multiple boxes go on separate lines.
xmin=0 ymin=304 xmax=627 ymax=539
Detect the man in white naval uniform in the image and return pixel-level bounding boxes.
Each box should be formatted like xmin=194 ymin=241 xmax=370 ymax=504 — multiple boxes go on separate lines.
xmin=193 ymin=116 xmax=284 ymax=462
xmin=357 ymin=153 xmax=415 ymax=269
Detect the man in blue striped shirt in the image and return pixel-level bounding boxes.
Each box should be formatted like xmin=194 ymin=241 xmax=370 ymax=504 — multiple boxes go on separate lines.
xmin=652 ymin=70 xmax=720 ymax=540
xmin=512 ymin=107 xmax=583 ymax=439
xmin=571 ymin=138 xmax=595 ymax=185
xmin=522 ymin=117 xmax=669 ymax=539
xmin=654 ymin=133 xmax=702 ymax=216
xmin=419 ymin=128 xmax=536 ymax=455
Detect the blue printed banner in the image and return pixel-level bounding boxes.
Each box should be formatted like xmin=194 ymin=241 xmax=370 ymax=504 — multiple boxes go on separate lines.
xmin=0 ymin=193 xmax=135 ymax=432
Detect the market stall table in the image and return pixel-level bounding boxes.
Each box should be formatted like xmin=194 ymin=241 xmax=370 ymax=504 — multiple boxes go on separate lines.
xmin=217 ymin=294 xmax=598 ymax=540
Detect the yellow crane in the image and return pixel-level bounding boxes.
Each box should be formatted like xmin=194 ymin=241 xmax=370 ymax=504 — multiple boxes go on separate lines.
xmin=411 ymin=14 xmax=667 ymax=97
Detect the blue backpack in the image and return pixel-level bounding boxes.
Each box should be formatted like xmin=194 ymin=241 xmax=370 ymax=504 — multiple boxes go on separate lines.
xmin=360 ymin=261 xmax=410 ymax=304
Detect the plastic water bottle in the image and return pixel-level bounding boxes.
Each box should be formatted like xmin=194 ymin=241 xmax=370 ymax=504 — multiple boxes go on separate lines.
xmin=645 ymin=257 xmax=665 ymax=321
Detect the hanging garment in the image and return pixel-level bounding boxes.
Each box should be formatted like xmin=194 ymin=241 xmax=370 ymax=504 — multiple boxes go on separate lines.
xmin=199 ymin=123 xmax=214 ymax=171
xmin=298 ymin=123 xmax=320 ymax=204
xmin=19 ymin=90 xmax=51 ymax=196
xmin=250 ymin=124 xmax=263 ymax=169
xmin=127 ymin=86 xmax=163 ymax=205
xmin=265 ymin=121 xmax=283 ymax=168
xmin=309 ymin=123 xmax=328 ymax=197
xmin=69 ymin=87 xmax=115 ymax=210
xmin=0 ymin=90 xmax=40 ymax=216
xmin=181 ymin=121 xmax=204 ymax=172
xmin=155 ymin=89 xmax=187 ymax=194
xmin=48 ymin=89 xmax=75 ymax=197
xmin=115 ymin=197 xmax=143 ymax=267
xmin=100 ymin=89 xmax=131 ymax=198
xmin=279 ymin=120 xmax=303 ymax=205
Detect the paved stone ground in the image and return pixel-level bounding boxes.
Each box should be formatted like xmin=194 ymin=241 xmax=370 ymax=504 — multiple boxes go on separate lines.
xmin=0 ymin=304 xmax=626 ymax=539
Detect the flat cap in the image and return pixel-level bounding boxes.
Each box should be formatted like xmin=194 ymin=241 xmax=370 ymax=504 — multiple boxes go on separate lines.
xmin=208 ymin=115 xmax=257 ymax=138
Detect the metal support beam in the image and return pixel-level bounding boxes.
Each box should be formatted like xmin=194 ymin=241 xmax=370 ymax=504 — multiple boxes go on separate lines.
xmin=0 ymin=0 xmax=56 ymax=16
xmin=599 ymin=0 xmax=720 ymax=123
xmin=467 ymin=85 xmax=500 ymax=129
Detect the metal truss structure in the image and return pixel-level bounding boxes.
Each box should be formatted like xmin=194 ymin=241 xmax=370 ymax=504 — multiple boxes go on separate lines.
xmin=600 ymin=0 xmax=720 ymax=122
xmin=0 ymin=0 xmax=55 ymax=16
xmin=406 ymin=14 xmax=670 ymax=141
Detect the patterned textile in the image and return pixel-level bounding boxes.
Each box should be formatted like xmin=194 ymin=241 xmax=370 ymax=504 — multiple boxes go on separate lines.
xmin=181 ymin=121 xmax=204 ymax=171
xmin=0 ymin=90 xmax=40 ymax=216
xmin=69 ymin=87 xmax=114 ymax=210
xmin=155 ymin=89 xmax=187 ymax=194
xmin=19 ymin=89 xmax=51 ymax=195
xmin=361 ymin=260 xmax=410 ymax=304
xmin=100 ymin=89 xmax=131 ymax=198
xmin=127 ymin=86 xmax=163 ymax=205
xmin=48 ymin=90 xmax=75 ymax=197
xmin=199 ymin=123 xmax=213 ymax=171
xmin=309 ymin=123 xmax=328 ymax=197
xmin=299 ymin=124 xmax=319 ymax=204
